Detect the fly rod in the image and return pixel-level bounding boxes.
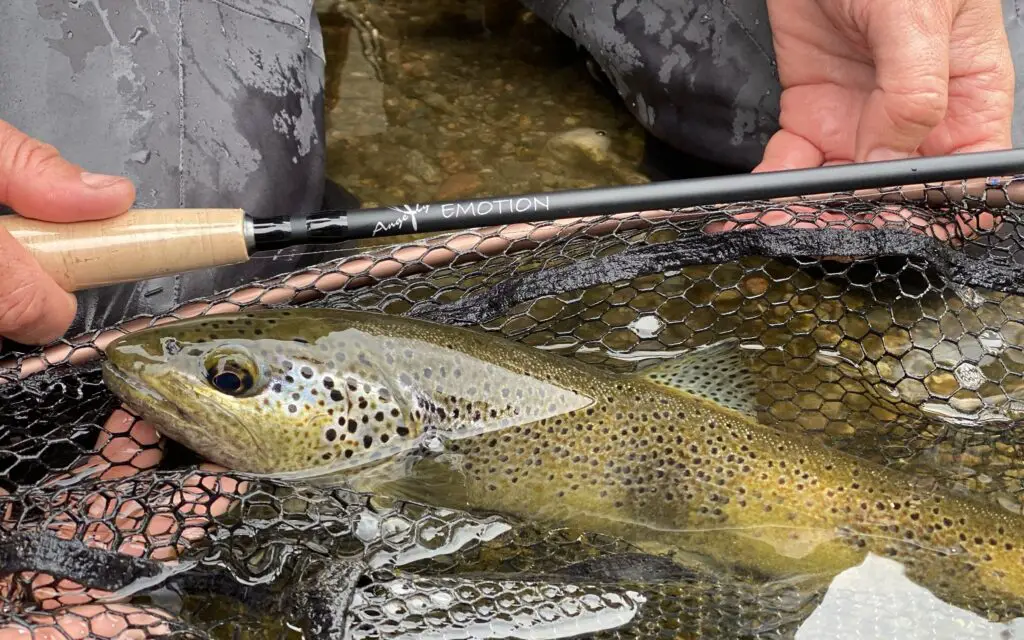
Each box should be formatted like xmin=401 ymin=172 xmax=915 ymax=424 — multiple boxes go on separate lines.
xmin=2 ymin=148 xmax=1024 ymax=292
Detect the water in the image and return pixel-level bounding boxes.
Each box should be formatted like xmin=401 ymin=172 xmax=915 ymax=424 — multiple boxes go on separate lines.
xmin=319 ymin=0 xmax=647 ymax=221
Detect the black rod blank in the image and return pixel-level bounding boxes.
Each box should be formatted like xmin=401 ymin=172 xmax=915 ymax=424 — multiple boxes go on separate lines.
xmin=251 ymin=148 xmax=1024 ymax=251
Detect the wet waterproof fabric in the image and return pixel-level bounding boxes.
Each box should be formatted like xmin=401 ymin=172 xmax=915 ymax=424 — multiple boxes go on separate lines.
xmin=520 ymin=0 xmax=1024 ymax=174
xmin=5 ymin=1 xmax=1024 ymax=337
xmin=0 ymin=0 xmax=335 ymax=336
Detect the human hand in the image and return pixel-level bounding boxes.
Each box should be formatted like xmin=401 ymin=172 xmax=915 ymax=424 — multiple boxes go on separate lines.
xmin=756 ymin=0 xmax=1014 ymax=172
xmin=0 ymin=410 xmax=247 ymax=639
xmin=0 ymin=119 xmax=135 ymax=345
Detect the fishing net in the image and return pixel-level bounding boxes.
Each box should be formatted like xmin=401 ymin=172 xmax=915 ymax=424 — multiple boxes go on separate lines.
xmin=2 ymin=176 xmax=1024 ymax=638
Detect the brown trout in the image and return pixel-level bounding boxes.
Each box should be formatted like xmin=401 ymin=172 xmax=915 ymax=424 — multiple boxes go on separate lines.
xmin=102 ymin=308 xmax=1024 ymax=619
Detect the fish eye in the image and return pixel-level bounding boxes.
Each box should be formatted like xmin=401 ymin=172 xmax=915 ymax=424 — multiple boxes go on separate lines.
xmin=595 ymin=130 xmax=607 ymax=136
xmin=203 ymin=348 xmax=262 ymax=397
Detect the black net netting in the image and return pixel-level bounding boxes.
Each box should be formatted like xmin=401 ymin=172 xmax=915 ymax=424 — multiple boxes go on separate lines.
xmin=2 ymin=179 xmax=1024 ymax=638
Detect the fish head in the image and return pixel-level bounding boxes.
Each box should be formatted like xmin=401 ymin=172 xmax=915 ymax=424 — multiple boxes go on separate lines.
xmin=102 ymin=310 xmax=422 ymax=477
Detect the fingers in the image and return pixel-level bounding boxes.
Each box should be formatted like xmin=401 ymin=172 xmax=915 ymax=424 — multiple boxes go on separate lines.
xmin=0 ymin=227 xmax=77 ymax=345
xmin=0 ymin=120 xmax=136 ymax=345
xmin=922 ymin=0 xmax=1014 ymax=155
xmin=853 ymin=1 xmax=953 ymax=162
xmin=754 ymin=129 xmax=825 ymax=173
xmin=0 ymin=603 xmax=177 ymax=639
xmin=26 ymin=465 xmax=247 ymax=610
xmin=89 ymin=411 xmax=165 ymax=480
xmin=8 ymin=412 xmax=248 ymax=611
xmin=0 ymin=120 xmax=135 ymax=223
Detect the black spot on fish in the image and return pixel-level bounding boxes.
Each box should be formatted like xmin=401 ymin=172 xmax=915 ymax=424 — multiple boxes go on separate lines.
xmin=324 ymin=377 xmax=335 ymax=389
xmin=347 ymin=419 xmax=358 ymax=433
xmin=363 ymin=435 xmax=373 ymax=448
xmin=325 ymin=428 xmax=338 ymax=442
xmin=381 ymin=434 xmax=390 ymax=443
xmin=374 ymin=411 xmax=384 ymax=422
xmin=301 ymin=367 xmax=314 ymax=379
xmin=288 ymin=405 xmax=297 ymax=414
xmin=344 ymin=449 xmax=353 ymax=458
xmin=396 ymin=426 xmax=410 ymax=437
xmin=330 ymin=389 xmax=343 ymax=402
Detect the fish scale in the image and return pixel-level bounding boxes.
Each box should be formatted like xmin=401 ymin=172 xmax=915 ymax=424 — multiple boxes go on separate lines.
xmin=103 ymin=308 xmax=1024 ymax=621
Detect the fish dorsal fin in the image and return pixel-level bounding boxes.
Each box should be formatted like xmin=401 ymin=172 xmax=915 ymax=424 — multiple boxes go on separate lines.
xmin=636 ymin=339 xmax=759 ymax=417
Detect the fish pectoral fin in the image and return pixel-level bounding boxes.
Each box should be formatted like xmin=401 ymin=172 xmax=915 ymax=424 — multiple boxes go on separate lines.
xmin=344 ymin=449 xmax=427 ymax=494
xmin=635 ymin=339 xmax=759 ymax=417
xmin=735 ymin=525 xmax=841 ymax=561
xmin=555 ymin=552 xmax=709 ymax=584
xmin=372 ymin=455 xmax=472 ymax=509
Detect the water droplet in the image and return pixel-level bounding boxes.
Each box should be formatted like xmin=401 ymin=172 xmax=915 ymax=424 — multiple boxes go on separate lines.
xmin=406 ymin=594 xmax=430 ymax=612
xmin=954 ymin=363 xmax=984 ymax=390
xmin=66 ymin=30 xmax=73 ymax=39
xmin=129 ymin=26 xmax=148 ymax=45
xmin=388 ymin=579 xmax=416 ymax=597
xmin=129 ymin=150 xmax=151 ymax=164
xmin=979 ymin=329 xmax=1005 ymax=355
xmin=952 ymin=283 xmax=985 ymax=309
xmin=628 ymin=315 xmax=663 ymax=339
xmin=354 ymin=512 xmax=381 ymax=542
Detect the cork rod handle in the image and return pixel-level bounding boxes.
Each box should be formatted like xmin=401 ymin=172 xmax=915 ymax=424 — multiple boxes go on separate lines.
xmin=0 ymin=209 xmax=251 ymax=292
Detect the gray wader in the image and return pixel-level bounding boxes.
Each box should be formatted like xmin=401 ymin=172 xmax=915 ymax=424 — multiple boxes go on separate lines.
xmin=0 ymin=0 xmax=333 ymax=336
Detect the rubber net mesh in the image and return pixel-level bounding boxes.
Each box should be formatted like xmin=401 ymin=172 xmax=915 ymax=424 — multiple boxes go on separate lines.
xmin=1 ymin=179 xmax=1024 ymax=638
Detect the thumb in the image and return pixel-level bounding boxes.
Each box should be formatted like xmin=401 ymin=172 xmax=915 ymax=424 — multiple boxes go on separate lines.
xmin=0 ymin=120 xmax=136 ymax=344
xmin=0 ymin=119 xmax=135 ymax=222
xmin=853 ymin=1 xmax=953 ymax=163
xmin=0 ymin=226 xmax=76 ymax=345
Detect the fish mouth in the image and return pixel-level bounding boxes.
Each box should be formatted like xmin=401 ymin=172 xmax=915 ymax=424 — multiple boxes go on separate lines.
xmin=101 ymin=358 xmax=169 ymax=420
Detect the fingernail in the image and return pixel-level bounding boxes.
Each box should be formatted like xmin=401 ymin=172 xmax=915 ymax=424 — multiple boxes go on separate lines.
xmin=865 ymin=148 xmax=909 ymax=163
xmin=80 ymin=171 xmax=125 ymax=189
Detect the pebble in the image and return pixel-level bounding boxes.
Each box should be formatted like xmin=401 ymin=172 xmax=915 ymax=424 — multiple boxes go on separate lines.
xmin=434 ymin=172 xmax=482 ymax=199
